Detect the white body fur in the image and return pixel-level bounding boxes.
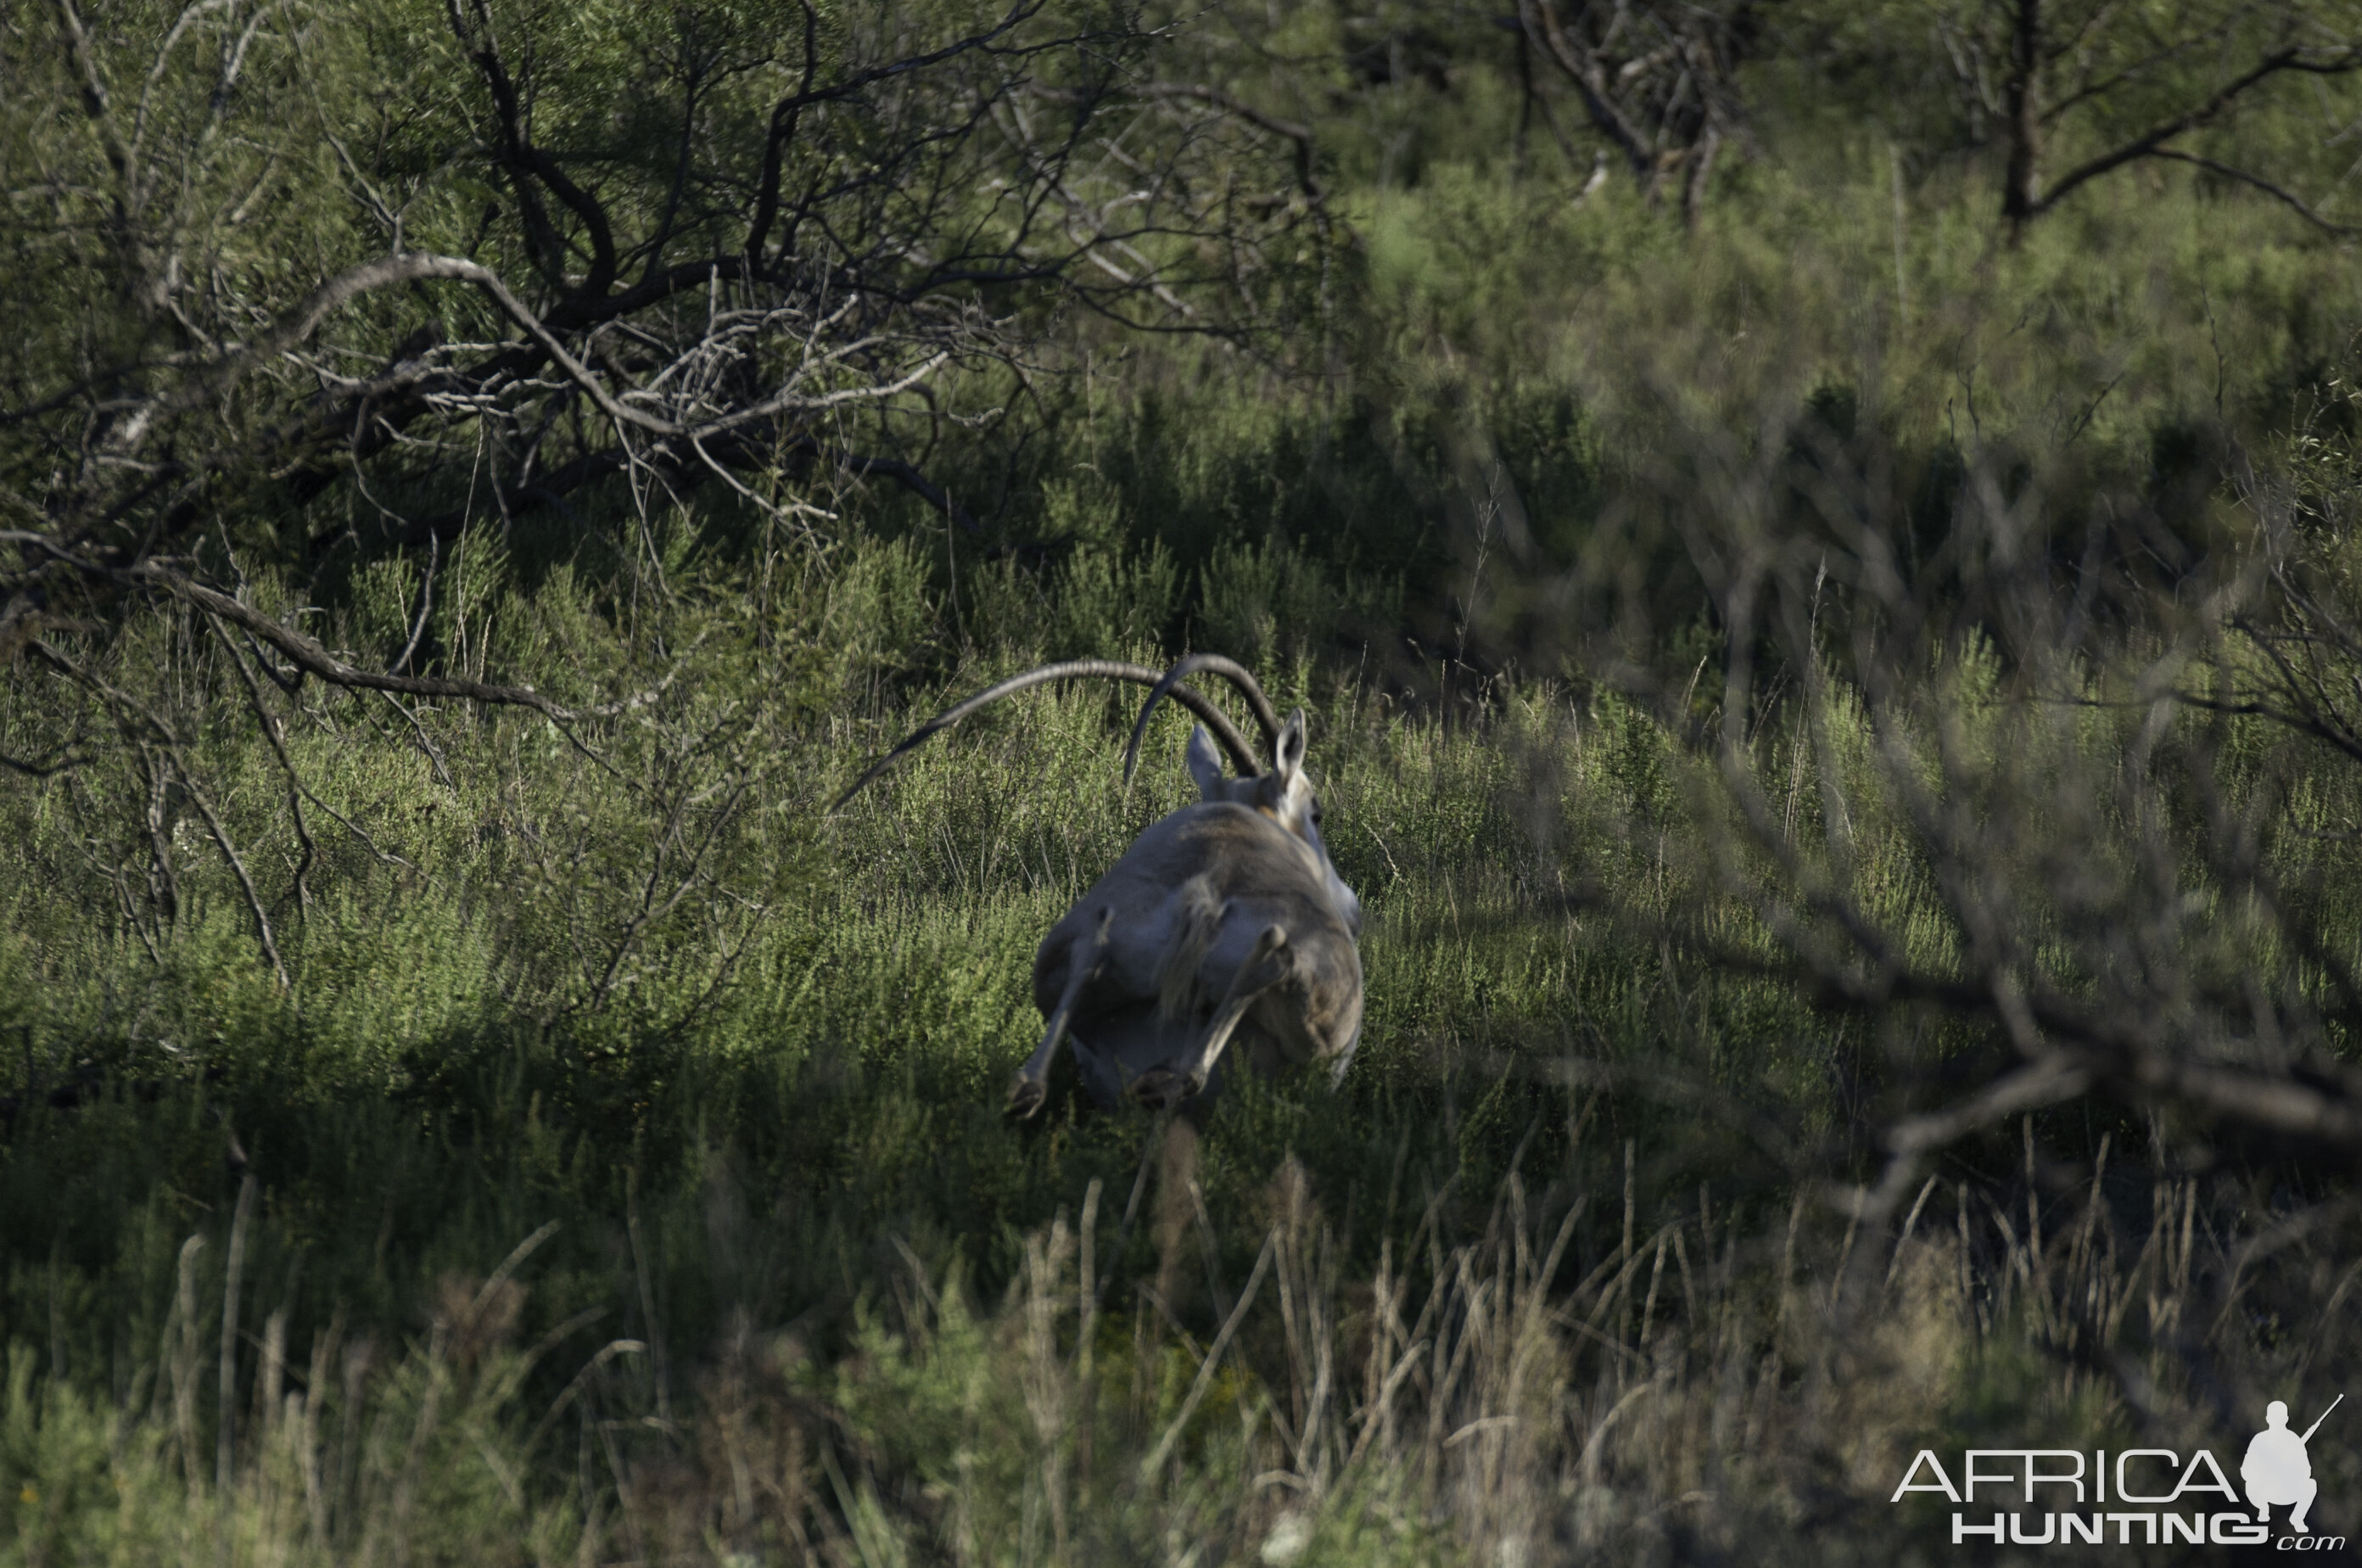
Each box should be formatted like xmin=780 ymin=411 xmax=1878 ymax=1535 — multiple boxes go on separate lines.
xmin=837 ymin=655 xmax=1364 ymax=1117
xmin=1011 ymin=717 xmax=1363 ymax=1114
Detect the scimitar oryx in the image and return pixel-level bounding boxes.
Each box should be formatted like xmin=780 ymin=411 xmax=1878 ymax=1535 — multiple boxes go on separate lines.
xmin=836 ymin=655 xmax=1363 ymax=1114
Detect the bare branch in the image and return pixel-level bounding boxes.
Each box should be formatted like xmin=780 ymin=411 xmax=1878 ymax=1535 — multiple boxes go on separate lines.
xmin=1519 ymin=0 xmax=1655 ymax=183
xmin=29 ymin=635 xmax=287 ymax=983
xmin=2032 ymin=45 xmax=2362 ymax=218
xmin=126 ymin=560 xmax=598 ymax=724
xmin=445 ymin=0 xmax=616 ymax=297
xmin=2142 ymin=148 xmax=2360 ymax=233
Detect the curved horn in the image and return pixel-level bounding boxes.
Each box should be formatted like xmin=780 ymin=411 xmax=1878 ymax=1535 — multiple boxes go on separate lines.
xmin=833 ymin=659 xmax=1262 ymax=810
xmin=1122 ymin=653 xmax=1284 ymax=786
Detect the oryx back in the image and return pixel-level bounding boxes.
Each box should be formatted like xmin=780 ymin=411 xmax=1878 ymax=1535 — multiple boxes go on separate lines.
xmin=1034 ymin=801 xmax=1363 ymax=1095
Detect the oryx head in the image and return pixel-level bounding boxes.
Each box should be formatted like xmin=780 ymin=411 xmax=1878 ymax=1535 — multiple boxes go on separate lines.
xmin=1182 ymin=713 xmax=1363 ymax=935
xmin=1128 ymin=658 xmax=1363 ymax=937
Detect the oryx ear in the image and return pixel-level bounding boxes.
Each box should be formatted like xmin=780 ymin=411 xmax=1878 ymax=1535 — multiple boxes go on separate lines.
xmin=1185 ymin=725 xmax=1228 ymax=798
xmin=1273 ymin=708 xmax=1308 ymax=782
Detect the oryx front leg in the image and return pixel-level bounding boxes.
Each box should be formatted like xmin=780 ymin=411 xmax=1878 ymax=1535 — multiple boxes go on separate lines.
xmin=1130 ymin=925 xmax=1292 ymax=1112
xmin=1010 ymin=908 xmax=1113 ymax=1119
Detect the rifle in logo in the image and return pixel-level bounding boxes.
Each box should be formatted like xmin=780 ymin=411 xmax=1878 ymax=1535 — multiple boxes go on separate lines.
xmin=2243 ymin=1394 xmax=2342 ymax=1534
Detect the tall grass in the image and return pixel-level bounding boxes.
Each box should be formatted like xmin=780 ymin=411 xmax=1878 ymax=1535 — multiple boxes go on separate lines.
xmin=4 ymin=1117 xmax=2354 ymax=1563
xmin=5 ymin=613 xmax=2359 ymax=1560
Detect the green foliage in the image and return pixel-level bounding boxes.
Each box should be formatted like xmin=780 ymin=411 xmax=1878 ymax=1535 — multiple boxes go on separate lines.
xmin=6 ymin=0 xmax=2362 ymax=1559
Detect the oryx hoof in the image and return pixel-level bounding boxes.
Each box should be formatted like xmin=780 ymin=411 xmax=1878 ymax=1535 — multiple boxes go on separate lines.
xmin=1129 ymin=1067 xmax=1201 ymax=1112
xmin=1006 ymin=1075 xmax=1049 ymax=1120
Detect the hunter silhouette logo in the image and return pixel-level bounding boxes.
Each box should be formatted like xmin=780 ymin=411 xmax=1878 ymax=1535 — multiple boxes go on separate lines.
xmin=2246 ymin=1396 xmax=2341 ymax=1535
xmin=1890 ymin=1392 xmax=2348 ymax=1548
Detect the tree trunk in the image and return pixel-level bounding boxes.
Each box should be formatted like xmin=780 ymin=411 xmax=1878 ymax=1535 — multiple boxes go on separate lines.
xmin=1514 ymin=24 xmax=1535 ymax=181
xmin=2001 ymin=0 xmax=2043 ymax=237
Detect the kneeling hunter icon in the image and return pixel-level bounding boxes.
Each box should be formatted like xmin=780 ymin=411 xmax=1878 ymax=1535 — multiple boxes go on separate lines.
xmin=2244 ymin=1394 xmax=2341 ymax=1533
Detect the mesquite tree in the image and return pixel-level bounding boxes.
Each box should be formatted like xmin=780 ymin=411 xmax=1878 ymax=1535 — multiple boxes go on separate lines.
xmin=0 ymin=0 xmax=1328 ymax=982
xmin=1514 ymin=0 xmax=1758 ymax=226
xmin=2 ymin=0 xmax=1326 ymax=711
xmin=1963 ymin=0 xmax=2362 ymax=235
xmin=1530 ymin=368 xmax=2362 ymax=1181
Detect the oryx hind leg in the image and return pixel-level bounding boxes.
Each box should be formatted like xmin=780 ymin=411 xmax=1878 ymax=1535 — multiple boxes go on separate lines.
xmin=1130 ymin=925 xmax=1292 ymax=1112
xmin=1010 ymin=907 xmax=1114 ymax=1119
